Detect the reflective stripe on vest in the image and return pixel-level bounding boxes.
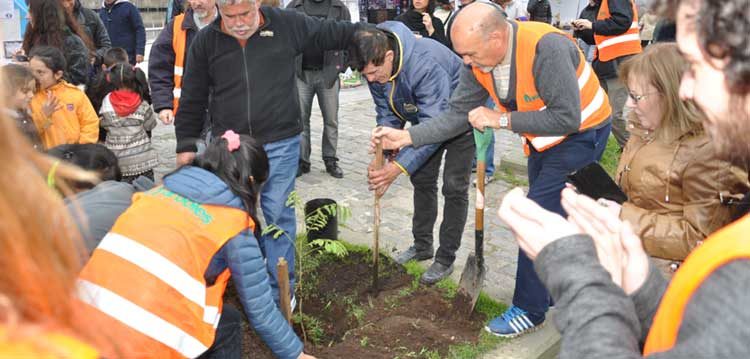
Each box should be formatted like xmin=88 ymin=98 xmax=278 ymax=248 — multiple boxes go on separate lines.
xmin=472 ymin=22 xmax=611 ymax=155
xmin=643 ymin=215 xmax=750 ymax=355
xmin=172 ymin=15 xmax=187 ymax=113
xmin=78 ymin=187 xmax=253 ymax=358
xmin=594 ymin=0 xmax=642 ymax=62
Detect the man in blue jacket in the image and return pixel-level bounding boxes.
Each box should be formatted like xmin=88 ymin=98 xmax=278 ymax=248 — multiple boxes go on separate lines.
xmin=99 ymin=0 xmax=146 ymax=65
xmin=351 ymin=21 xmax=474 ymax=284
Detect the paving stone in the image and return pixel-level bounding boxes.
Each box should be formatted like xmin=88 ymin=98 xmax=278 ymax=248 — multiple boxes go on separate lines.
xmin=151 ymin=85 xmax=558 ymax=358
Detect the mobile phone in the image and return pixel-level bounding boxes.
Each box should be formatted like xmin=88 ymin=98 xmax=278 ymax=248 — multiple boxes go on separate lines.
xmin=567 ymin=162 xmax=628 ymax=204
xmin=14 ymin=54 xmax=28 ymax=62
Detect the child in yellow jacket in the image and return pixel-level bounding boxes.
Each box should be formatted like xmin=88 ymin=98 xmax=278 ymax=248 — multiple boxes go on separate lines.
xmin=28 ymin=46 xmax=98 ymax=149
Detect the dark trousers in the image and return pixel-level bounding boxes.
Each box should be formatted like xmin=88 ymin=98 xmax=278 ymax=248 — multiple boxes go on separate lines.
xmin=512 ymin=123 xmax=612 ymax=315
xmin=199 ymin=304 xmax=242 ymax=359
xmin=297 ymin=69 xmax=341 ymax=165
xmin=410 ymin=131 xmax=475 ymax=266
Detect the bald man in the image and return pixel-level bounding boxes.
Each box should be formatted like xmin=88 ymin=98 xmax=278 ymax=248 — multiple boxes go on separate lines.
xmin=371 ymin=2 xmax=612 ymax=337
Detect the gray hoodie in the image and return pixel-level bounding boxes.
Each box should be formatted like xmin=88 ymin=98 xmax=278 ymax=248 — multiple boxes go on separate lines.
xmin=535 ymin=234 xmax=750 ymax=358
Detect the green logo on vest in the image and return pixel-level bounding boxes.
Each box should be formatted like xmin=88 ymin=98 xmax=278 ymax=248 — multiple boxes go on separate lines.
xmin=524 ymin=94 xmax=540 ymax=102
xmin=147 ymin=187 xmax=214 ymax=224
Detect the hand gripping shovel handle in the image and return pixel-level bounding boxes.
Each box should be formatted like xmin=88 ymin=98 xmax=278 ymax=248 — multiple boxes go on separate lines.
xmin=372 ymin=142 xmax=385 ymax=293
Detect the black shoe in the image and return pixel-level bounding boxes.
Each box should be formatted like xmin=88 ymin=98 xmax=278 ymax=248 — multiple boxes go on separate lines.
xmin=296 ymin=162 xmax=310 ymax=178
xmin=324 ymin=160 xmax=344 ymax=178
xmin=394 ymin=246 xmax=434 ymax=265
xmin=420 ymin=261 xmax=454 ymax=285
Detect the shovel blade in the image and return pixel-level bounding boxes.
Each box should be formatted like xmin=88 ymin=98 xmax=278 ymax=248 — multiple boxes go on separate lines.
xmin=457 ymin=253 xmax=486 ymax=315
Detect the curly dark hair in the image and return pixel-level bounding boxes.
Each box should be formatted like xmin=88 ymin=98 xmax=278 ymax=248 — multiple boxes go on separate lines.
xmin=653 ymin=0 xmax=750 ymax=94
xmin=698 ymin=0 xmax=750 ymax=94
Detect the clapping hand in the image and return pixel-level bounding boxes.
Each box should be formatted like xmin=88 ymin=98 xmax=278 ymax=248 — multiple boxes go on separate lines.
xmin=561 ymin=188 xmax=649 ymax=294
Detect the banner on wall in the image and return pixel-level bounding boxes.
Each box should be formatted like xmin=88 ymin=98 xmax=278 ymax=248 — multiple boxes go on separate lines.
xmin=1 ymin=0 xmax=27 ymax=62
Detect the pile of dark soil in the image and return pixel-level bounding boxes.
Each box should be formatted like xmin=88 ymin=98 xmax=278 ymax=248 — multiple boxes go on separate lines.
xmin=227 ymin=250 xmax=490 ymax=358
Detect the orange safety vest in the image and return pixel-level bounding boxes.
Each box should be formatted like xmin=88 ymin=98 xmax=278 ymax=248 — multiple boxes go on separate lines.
xmin=172 ymin=14 xmax=188 ymax=113
xmin=78 ymin=187 xmax=254 ymax=358
xmin=472 ymin=22 xmax=611 ymax=155
xmin=643 ymin=215 xmax=750 ymax=355
xmin=594 ymin=0 xmax=643 ymax=62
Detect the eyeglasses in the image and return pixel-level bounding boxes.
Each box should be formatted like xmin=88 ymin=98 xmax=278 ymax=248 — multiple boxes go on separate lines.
xmin=627 ymin=91 xmax=659 ymax=104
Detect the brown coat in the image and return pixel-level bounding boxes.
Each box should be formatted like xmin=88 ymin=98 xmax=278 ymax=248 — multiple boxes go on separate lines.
xmin=616 ymin=128 xmax=749 ymax=261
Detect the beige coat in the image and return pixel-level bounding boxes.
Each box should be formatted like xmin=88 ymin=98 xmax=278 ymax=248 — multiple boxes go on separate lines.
xmin=616 ymin=127 xmax=749 ymax=261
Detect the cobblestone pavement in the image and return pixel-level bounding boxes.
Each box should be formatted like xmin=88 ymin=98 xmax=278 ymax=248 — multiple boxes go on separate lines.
xmin=152 ymin=86 xmax=527 ymax=306
xmin=152 ymin=85 xmax=565 ymax=357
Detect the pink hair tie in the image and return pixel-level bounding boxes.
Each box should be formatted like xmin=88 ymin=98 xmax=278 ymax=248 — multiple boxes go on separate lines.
xmin=221 ymin=130 xmax=241 ymax=152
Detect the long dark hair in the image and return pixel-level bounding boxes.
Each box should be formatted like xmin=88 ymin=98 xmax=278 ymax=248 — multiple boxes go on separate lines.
xmin=22 ymin=0 xmax=95 ymax=55
xmin=189 ymin=135 xmax=269 ymax=237
xmin=107 ymin=63 xmax=152 ymax=104
xmin=411 ymin=0 xmax=436 ymax=14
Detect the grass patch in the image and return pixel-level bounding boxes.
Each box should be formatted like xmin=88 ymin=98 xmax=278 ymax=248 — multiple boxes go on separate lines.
xmin=435 ymin=277 xmax=458 ymax=299
xmin=343 ymin=296 xmax=366 ymax=324
xmin=341 ymin=241 xmax=372 ymax=255
xmin=599 ymin=135 xmax=621 ymax=177
xmin=494 ymin=163 xmax=529 ymax=187
xmin=293 ymin=312 xmax=325 ymax=345
xmin=446 ymin=331 xmax=506 ymax=359
xmin=475 ymin=292 xmax=507 ymax=319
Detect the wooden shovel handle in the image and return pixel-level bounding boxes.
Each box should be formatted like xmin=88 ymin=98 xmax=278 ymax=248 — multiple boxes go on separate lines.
xmin=277 ymin=258 xmax=292 ymax=324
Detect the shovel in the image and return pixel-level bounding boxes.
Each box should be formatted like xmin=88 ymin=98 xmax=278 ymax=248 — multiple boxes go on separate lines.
xmin=457 ymin=128 xmax=493 ymax=315
xmin=371 ymin=142 xmax=385 ymax=294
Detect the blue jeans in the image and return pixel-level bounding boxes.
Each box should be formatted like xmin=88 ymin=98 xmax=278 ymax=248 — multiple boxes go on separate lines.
xmin=199 ymin=305 xmax=241 ymax=359
xmin=512 ymin=123 xmax=611 ymax=315
xmin=260 ymin=135 xmax=300 ymax=306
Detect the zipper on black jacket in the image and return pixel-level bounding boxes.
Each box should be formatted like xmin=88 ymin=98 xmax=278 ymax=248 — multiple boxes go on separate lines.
xmin=241 ymin=46 xmax=253 ymax=136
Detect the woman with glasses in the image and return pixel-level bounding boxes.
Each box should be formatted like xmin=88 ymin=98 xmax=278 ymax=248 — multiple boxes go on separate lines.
xmin=599 ymin=43 xmax=748 ymax=272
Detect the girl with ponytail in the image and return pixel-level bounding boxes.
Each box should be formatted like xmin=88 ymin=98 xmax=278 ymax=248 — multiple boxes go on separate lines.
xmin=98 ymin=63 xmax=158 ymax=182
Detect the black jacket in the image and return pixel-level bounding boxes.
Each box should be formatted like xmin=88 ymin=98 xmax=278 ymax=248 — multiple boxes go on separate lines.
xmin=394 ymin=10 xmax=448 ymax=47
xmin=574 ymin=3 xmax=598 ymax=45
xmin=591 ymin=0 xmax=634 ymax=36
xmin=575 ymin=1 xmax=618 ymax=80
xmin=73 ymin=0 xmax=111 ymax=61
xmin=287 ymin=0 xmax=351 ymax=88
xmin=527 ymin=0 xmax=551 ymax=23
xmin=62 ymin=31 xmax=91 ymax=86
xmin=148 ymin=7 xmax=203 ymax=113
xmin=175 ymin=7 xmax=365 ymax=153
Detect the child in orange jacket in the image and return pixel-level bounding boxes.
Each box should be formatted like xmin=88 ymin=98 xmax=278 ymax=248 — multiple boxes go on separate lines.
xmin=28 ymin=46 xmax=99 ymax=149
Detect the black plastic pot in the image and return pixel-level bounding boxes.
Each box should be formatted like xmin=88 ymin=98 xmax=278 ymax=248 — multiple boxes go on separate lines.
xmin=304 ymin=198 xmax=338 ymax=241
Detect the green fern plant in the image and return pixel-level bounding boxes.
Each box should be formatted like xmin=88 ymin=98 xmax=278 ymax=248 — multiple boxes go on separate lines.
xmin=261 ymin=190 xmax=351 ymax=342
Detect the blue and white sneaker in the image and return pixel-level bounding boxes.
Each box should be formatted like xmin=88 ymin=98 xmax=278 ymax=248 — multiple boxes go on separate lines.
xmin=485 ymin=305 xmax=545 ymax=338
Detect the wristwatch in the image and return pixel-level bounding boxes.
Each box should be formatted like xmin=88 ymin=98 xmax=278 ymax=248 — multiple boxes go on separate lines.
xmin=498 ymin=112 xmax=510 ymax=129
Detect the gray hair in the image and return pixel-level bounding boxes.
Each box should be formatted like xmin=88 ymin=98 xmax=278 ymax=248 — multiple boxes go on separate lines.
xmin=217 ymin=0 xmax=256 ymax=8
